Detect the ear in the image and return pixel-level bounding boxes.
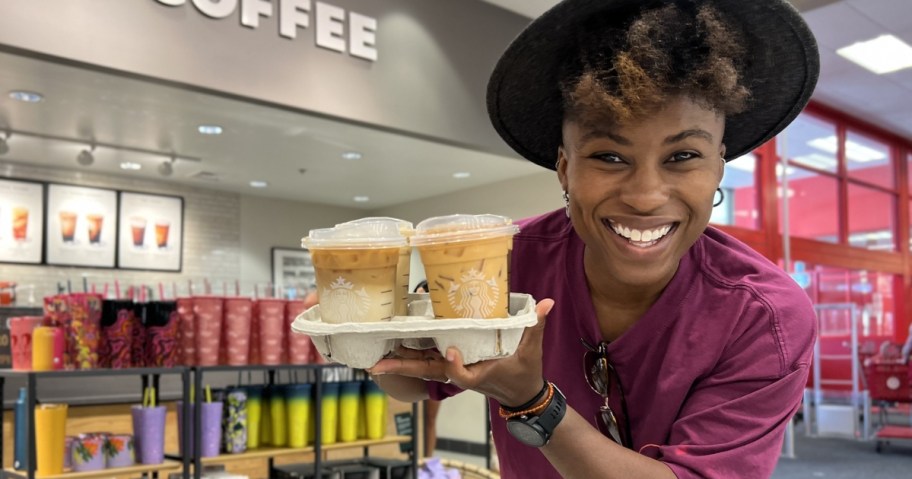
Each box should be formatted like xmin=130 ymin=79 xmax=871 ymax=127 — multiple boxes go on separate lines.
xmin=556 ymin=147 xmax=569 ymax=191
xmin=717 ymin=145 xmax=727 ymax=183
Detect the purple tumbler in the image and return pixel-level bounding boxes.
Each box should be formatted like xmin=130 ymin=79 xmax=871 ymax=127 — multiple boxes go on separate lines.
xmin=178 ymin=401 xmax=223 ymax=458
xmin=131 ymin=405 xmax=166 ymax=465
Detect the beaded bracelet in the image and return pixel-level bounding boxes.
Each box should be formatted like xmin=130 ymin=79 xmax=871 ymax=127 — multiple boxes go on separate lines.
xmin=500 ymin=380 xmax=549 ymax=413
xmin=498 ymin=382 xmax=555 ymax=420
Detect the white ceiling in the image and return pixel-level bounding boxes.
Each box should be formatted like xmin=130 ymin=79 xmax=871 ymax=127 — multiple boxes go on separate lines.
xmin=1 ymin=0 xmax=910 ymax=211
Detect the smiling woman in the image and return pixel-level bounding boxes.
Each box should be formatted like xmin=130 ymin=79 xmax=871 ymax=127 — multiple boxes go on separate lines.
xmin=370 ymin=1 xmax=821 ymax=478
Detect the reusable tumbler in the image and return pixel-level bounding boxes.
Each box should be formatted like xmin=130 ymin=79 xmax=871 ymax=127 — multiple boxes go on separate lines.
xmin=223 ymin=389 xmax=248 ymax=453
xmin=32 ymin=326 xmax=64 ymax=371
xmin=193 ymin=296 xmax=224 ymax=366
xmin=35 ymin=403 xmax=68 ymax=477
xmin=285 ymin=383 xmax=312 ymax=448
xmin=260 ymin=386 xmax=272 ymax=446
xmin=100 ymin=300 xmax=135 ymax=369
xmin=176 ymin=297 xmax=197 ymax=366
xmin=14 ymin=388 xmax=27 ymax=470
xmin=363 ymin=379 xmax=387 ymax=439
xmin=71 ymin=433 xmax=104 ymax=472
xmin=223 ymin=298 xmax=253 ymax=366
xmin=245 ymin=386 xmax=264 ymax=449
xmin=338 ymin=381 xmax=362 ymax=442
xmin=411 ymin=215 xmax=519 ymax=319
xmin=256 ymin=299 xmax=286 ymax=365
xmin=177 ymin=401 xmax=222 ymax=457
xmin=269 ymin=385 xmax=288 ymax=446
xmin=321 ymin=382 xmax=341 ymax=444
xmin=144 ymin=301 xmax=180 ymax=367
xmin=302 ymin=222 xmax=407 ymax=324
xmin=104 ymin=434 xmax=135 ymax=468
xmin=66 ymin=293 xmax=103 ymax=369
xmin=286 ymin=300 xmax=314 ymax=365
xmin=131 ymin=405 xmax=166 ymax=464
xmin=132 ymin=302 xmax=147 ymax=368
xmin=9 ymin=316 xmax=42 ymax=370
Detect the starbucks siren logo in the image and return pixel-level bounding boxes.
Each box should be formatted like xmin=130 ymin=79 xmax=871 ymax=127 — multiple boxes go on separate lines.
xmin=323 ymin=277 xmax=371 ymax=322
xmin=447 ymin=269 xmax=499 ymax=318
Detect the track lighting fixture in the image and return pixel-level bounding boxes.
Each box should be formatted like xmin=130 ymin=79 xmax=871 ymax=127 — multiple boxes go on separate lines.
xmin=0 ymin=130 xmax=9 ymax=155
xmin=77 ymin=144 xmax=95 ymax=166
xmin=158 ymin=155 xmax=177 ymax=176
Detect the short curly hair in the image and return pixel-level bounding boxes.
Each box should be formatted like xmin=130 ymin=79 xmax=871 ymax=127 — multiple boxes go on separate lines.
xmin=560 ymin=2 xmax=751 ymax=125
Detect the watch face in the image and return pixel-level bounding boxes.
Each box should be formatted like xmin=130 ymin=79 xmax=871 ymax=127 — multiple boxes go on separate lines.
xmin=507 ymin=418 xmax=546 ymax=447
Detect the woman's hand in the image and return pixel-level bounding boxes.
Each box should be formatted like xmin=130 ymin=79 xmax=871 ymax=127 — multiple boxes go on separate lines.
xmin=369 ymin=298 xmax=555 ymax=408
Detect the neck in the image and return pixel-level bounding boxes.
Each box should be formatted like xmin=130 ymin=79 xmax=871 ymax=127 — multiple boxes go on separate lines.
xmin=582 ymin=247 xmax=676 ymax=322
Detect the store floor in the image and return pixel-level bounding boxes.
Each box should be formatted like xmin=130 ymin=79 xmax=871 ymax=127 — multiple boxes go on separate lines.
xmin=437 ymin=427 xmax=912 ymax=478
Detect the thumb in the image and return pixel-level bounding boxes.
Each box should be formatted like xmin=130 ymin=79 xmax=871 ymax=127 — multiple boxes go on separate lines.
xmin=519 ymin=298 xmax=554 ymax=348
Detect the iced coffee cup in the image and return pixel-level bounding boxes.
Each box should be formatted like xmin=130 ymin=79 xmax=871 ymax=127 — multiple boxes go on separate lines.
xmin=302 ymin=222 xmax=407 ymax=324
xmin=411 ymin=214 xmax=519 ymax=319
xmin=337 ymin=217 xmax=414 ymax=317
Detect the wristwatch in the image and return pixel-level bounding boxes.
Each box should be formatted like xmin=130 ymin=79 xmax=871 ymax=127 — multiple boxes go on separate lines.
xmin=506 ymin=383 xmax=567 ymax=447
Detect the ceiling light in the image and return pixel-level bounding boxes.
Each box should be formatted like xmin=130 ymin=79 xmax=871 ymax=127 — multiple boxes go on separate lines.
xmin=0 ymin=131 xmax=9 ymax=155
xmin=341 ymin=152 xmax=362 ymax=160
xmin=792 ymin=153 xmax=837 ymax=170
xmin=197 ymin=125 xmax=223 ymax=135
xmin=807 ymin=135 xmax=887 ymax=163
xmin=76 ymin=146 xmax=95 ymax=166
xmin=249 ymin=180 xmax=268 ymax=188
xmin=452 ymin=171 xmax=471 ymax=179
xmin=837 ymin=34 xmax=912 ymax=74
xmin=353 ymin=195 xmax=370 ymax=202
xmin=120 ymin=162 xmax=142 ymax=170
xmin=8 ymin=91 xmax=43 ymax=103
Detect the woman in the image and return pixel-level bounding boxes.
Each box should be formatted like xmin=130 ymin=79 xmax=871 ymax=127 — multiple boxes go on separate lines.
xmin=370 ymin=1 xmax=818 ymax=477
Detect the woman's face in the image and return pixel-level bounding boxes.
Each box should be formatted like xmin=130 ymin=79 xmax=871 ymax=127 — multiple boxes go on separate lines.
xmin=557 ymin=95 xmax=725 ymax=290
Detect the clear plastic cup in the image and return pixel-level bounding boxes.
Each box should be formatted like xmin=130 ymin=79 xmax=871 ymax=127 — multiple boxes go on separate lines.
xmin=411 ymin=214 xmax=519 ymax=319
xmin=337 ymin=217 xmax=415 ymax=317
xmin=303 ymin=221 xmax=408 ymax=324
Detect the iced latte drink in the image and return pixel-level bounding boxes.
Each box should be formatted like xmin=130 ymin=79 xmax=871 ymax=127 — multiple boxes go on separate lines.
xmin=412 ymin=214 xmax=519 ymax=319
xmin=337 ymin=217 xmax=414 ymax=317
xmin=303 ymin=222 xmax=408 ymax=324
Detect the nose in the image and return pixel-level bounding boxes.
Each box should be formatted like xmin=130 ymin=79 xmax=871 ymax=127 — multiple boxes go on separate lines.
xmin=618 ymin=164 xmax=669 ymax=213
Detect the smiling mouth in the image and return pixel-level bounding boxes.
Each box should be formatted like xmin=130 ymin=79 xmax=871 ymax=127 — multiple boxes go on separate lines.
xmin=605 ymin=220 xmax=677 ymax=248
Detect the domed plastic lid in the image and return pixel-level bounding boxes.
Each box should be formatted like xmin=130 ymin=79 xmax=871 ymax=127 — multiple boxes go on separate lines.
xmin=302 ymin=221 xmax=408 ymax=250
xmin=411 ymin=214 xmax=519 ymax=246
xmin=337 ymin=217 xmax=414 ymax=236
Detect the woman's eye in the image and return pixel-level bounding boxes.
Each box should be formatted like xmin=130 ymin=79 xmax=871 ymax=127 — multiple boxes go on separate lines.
xmin=592 ymin=153 xmax=623 ymax=163
xmin=670 ymin=151 xmax=700 ymax=162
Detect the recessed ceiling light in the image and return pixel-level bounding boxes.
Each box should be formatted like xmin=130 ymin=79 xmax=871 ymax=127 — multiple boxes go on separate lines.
xmin=120 ymin=162 xmax=142 ymax=170
xmin=341 ymin=152 xmax=362 ymax=160
xmin=250 ymin=180 xmax=268 ymax=188
xmin=198 ymin=125 xmax=223 ymax=135
xmin=8 ymin=90 xmax=43 ymax=103
xmin=452 ymin=171 xmax=471 ymax=179
xmin=353 ymin=195 xmax=370 ymax=202
xmin=837 ymin=34 xmax=912 ymax=74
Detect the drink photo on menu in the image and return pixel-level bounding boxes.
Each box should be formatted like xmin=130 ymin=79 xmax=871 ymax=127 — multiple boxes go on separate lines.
xmin=45 ymin=183 xmax=117 ymax=268
xmin=0 ymin=179 xmax=44 ymax=265
xmin=117 ymin=191 xmax=184 ymax=271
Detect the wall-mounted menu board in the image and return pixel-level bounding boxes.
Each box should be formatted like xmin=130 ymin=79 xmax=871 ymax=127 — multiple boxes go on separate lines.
xmin=45 ymin=184 xmax=118 ymax=268
xmin=117 ymin=191 xmax=183 ymax=272
xmin=0 ymin=179 xmax=44 ymax=264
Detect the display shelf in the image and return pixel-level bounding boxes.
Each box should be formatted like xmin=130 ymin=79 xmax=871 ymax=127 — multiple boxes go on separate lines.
xmin=195 ymin=435 xmax=413 ymax=464
xmin=0 ymin=367 xmax=185 ymax=379
xmin=3 ymin=460 xmax=182 ymax=479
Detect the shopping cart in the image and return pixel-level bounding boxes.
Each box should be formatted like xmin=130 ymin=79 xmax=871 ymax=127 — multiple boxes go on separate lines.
xmin=863 ymin=348 xmax=912 ymax=452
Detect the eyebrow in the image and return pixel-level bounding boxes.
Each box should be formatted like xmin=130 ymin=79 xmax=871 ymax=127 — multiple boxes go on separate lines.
xmin=577 ymin=128 xmax=715 ymax=146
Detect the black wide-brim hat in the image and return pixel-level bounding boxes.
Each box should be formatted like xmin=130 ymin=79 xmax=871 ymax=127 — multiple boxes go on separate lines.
xmin=487 ymin=0 xmax=820 ymax=170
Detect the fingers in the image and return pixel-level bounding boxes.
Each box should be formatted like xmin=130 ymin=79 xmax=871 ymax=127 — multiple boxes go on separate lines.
xmin=516 ymin=298 xmax=554 ymax=355
xmin=369 ymin=355 xmax=448 ymax=382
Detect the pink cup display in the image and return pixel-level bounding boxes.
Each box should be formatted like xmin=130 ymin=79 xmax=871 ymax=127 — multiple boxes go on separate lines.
xmin=256 ymin=299 xmax=287 ymax=365
xmin=193 ymin=296 xmax=224 ymax=366
xmin=249 ymin=309 xmax=261 ymax=365
xmin=223 ymin=298 xmax=253 ymax=366
xmin=43 ymin=295 xmax=72 ymax=368
xmin=176 ymin=298 xmax=197 ymax=366
xmin=9 ymin=316 xmax=43 ymax=370
xmin=286 ymin=300 xmax=314 ymax=365
xmin=65 ymin=294 xmax=103 ymax=369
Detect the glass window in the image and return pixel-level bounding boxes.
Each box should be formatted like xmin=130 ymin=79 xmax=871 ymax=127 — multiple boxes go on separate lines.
xmin=908 ymin=152 xmax=912 ymax=194
xmin=783 ymin=113 xmax=838 ymax=174
xmin=847 ymin=184 xmax=896 ymax=251
xmin=845 ymin=131 xmax=893 ymax=190
xmin=801 ymin=264 xmax=895 ymax=339
xmin=778 ymin=165 xmax=839 ymax=243
xmin=711 ymin=152 xmax=759 ymax=229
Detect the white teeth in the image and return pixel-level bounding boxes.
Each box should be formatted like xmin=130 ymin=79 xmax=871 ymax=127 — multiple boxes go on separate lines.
xmin=609 ymin=222 xmax=673 ymax=244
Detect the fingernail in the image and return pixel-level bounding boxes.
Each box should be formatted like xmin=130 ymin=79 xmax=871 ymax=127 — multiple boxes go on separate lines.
xmin=446 ymin=349 xmax=455 ymax=362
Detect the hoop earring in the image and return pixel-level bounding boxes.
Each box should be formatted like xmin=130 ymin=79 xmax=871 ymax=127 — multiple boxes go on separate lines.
xmin=562 ymin=190 xmax=570 ymax=218
xmin=713 ymin=188 xmax=725 ymax=207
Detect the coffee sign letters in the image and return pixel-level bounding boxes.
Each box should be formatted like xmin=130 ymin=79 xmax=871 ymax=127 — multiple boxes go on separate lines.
xmin=155 ymin=0 xmax=378 ymax=61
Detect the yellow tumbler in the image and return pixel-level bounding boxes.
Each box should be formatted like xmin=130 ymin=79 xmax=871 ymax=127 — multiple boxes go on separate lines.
xmin=35 ymin=403 xmax=68 ymax=477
